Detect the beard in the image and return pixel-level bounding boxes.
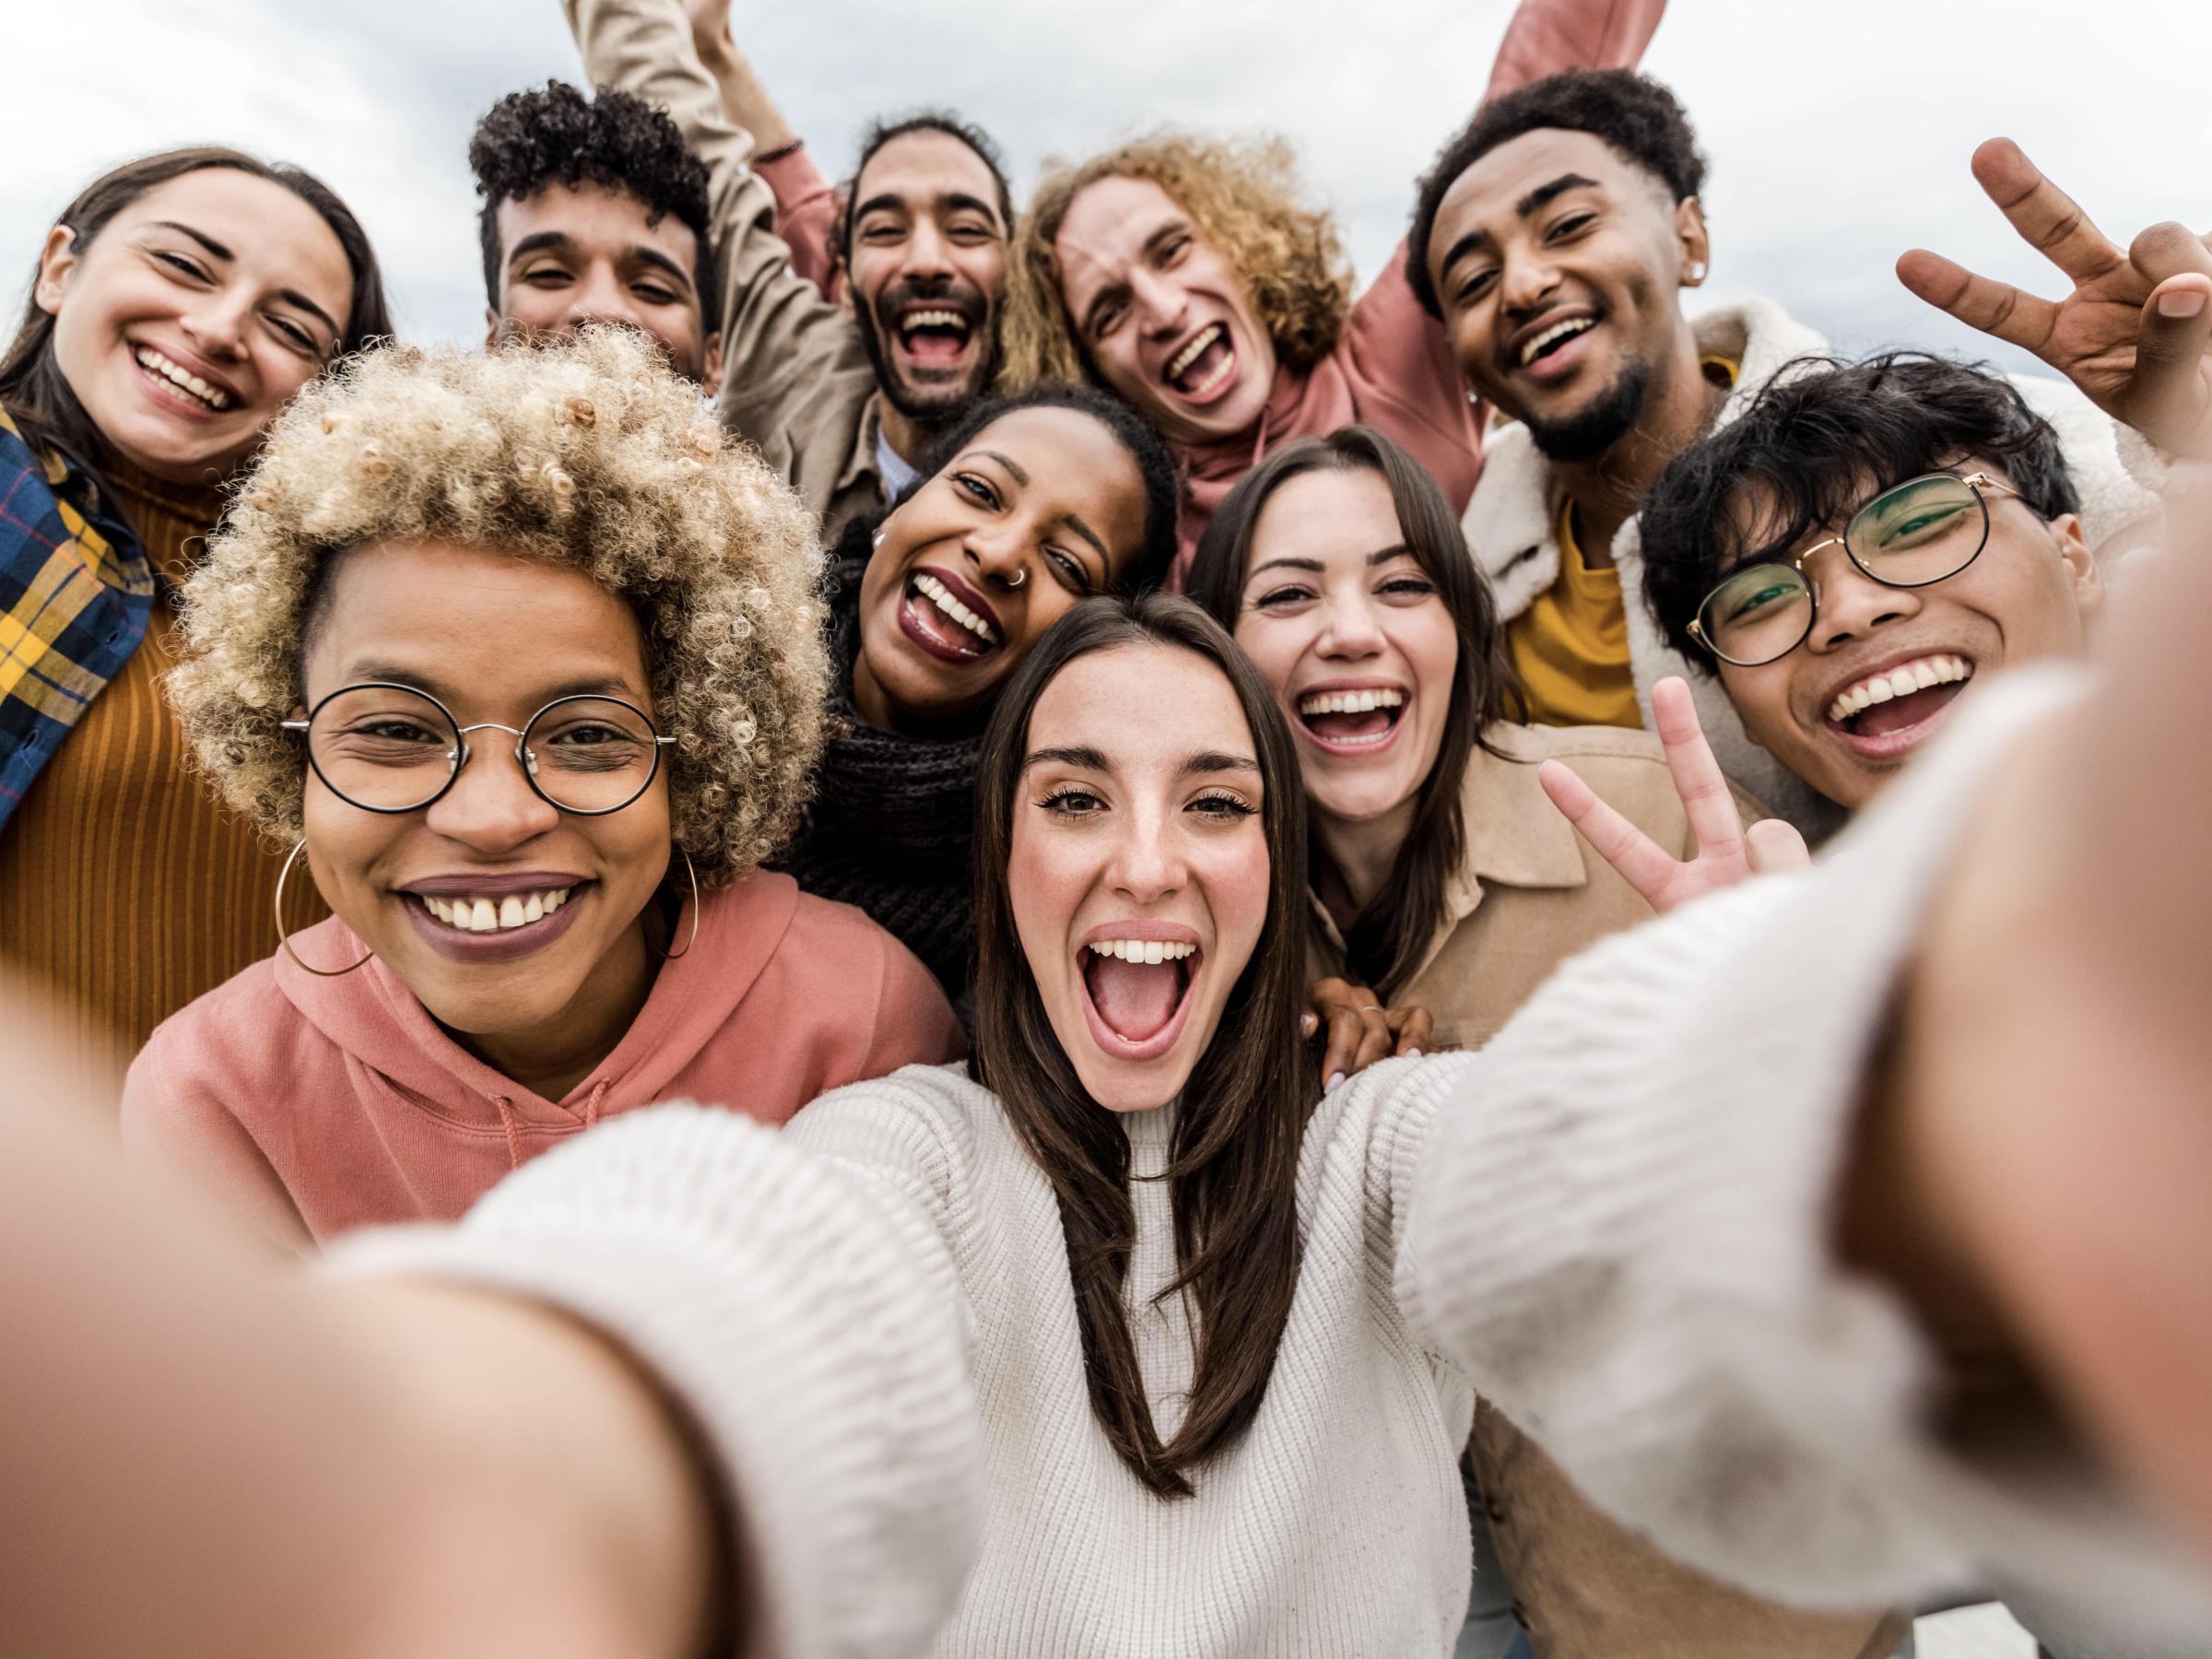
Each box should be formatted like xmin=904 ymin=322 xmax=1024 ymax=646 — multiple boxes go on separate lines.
xmin=1523 ymin=357 xmax=1652 ymax=465
xmin=856 ymin=276 xmax=1001 ymax=427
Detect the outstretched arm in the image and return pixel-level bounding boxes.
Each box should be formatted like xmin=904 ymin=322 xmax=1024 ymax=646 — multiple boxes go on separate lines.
xmin=1899 ymin=139 xmax=2212 ymax=460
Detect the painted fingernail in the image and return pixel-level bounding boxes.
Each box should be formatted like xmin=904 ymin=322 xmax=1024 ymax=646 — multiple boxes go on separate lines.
xmin=1324 ymin=1072 xmax=1347 ymax=1092
xmin=1404 ymin=1048 xmax=1423 ymax=1058
xmin=2158 ymin=287 xmax=2207 ymax=319
xmin=1301 ymin=1012 xmax=1318 ymax=1035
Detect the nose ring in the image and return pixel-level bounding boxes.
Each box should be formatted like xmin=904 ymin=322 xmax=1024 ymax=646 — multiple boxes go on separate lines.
xmin=1006 ymin=568 xmax=1027 ymax=589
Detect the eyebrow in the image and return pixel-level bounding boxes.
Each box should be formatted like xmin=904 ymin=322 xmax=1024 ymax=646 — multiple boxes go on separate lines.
xmin=506 ymin=230 xmax=692 ymax=292
xmin=150 ymin=219 xmax=340 ymax=336
xmin=1433 ymin=172 xmax=1601 ymax=292
xmin=1244 ymin=544 xmax=1415 ymax=582
xmin=1022 ymin=745 xmax=1260 ymax=778
xmin=1077 ymin=218 xmax=1186 ymax=338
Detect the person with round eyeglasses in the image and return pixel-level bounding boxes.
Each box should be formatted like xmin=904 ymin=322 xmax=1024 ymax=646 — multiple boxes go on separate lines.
xmin=1641 ymin=352 xmax=2112 ymax=819
xmin=119 ymin=331 xmax=962 ymax=1251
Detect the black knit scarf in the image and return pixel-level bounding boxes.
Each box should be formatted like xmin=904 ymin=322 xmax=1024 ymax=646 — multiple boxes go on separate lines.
xmin=771 ymin=536 xmax=982 ymax=1000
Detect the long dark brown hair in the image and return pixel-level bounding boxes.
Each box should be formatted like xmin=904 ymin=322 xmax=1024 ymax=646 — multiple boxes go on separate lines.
xmin=970 ymin=593 xmax=1310 ymax=1498
xmin=1186 ymin=427 xmax=1523 ymax=998
xmin=0 ymin=147 xmax=393 ymax=477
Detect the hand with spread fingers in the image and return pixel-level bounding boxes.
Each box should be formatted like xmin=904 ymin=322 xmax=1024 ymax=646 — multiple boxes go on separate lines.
xmin=1301 ymin=977 xmax=1433 ymax=1092
xmin=1540 ymin=677 xmax=1809 ymax=917
xmin=1897 ymin=138 xmax=2212 ymax=460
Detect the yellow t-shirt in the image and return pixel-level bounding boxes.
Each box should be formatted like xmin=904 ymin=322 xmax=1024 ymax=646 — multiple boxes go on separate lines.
xmin=1506 ymin=498 xmax=1641 ymax=728
xmin=1504 ymin=355 xmax=1742 ymax=730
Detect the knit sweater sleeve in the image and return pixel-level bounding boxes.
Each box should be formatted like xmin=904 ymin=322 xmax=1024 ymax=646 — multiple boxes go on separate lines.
xmin=1386 ymin=665 xmax=2212 ymax=1641
xmin=326 ymin=1078 xmax=985 ymax=1659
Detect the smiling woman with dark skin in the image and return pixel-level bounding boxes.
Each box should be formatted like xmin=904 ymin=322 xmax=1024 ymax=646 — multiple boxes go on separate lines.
xmin=0 ymin=146 xmax=390 ymax=1080
xmin=770 ymin=382 xmax=1180 ymax=996
xmin=122 ymin=331 xmax=961 ymax=1249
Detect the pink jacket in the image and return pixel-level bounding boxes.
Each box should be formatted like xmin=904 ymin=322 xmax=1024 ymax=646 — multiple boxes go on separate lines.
xmin=121 ymin=872 xmax=963 ymax=1248
xmin=756 ymin=0 xmax=1667 ymax=585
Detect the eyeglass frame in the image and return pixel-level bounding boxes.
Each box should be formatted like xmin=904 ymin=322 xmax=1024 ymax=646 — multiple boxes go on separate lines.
xmin=1684 ymin=470 xmax=2022 ymax=668
xmin=280 ymin=681 xmax=678 ymax=817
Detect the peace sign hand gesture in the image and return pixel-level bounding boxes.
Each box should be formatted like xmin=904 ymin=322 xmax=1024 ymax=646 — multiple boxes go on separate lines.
xmin=1539 ymin=678 xmax=1809 ymax=917
xmin=1897 ymin=139 xmax=2212 ymax=460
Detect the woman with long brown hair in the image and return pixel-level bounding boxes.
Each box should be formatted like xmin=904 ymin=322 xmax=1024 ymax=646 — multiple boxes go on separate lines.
xmin=0 ymin=145 xmax=391 ymax=1077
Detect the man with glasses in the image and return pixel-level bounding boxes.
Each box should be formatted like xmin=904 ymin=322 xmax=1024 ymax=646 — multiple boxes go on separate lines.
xmin=1639 ymin=354 xmax=2104 ymax=818
xmin=1406 ymin=71 xmax=2152 ymax=832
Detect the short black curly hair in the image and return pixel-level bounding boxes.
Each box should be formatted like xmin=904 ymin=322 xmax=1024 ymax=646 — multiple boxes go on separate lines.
xmin=470 ymin=80 xmax=714 ymax=310
xmin=1640 ymin=352 xmax=2080 ymax=671
xmin=1406 ymin=68 xmax=1706 ymax=318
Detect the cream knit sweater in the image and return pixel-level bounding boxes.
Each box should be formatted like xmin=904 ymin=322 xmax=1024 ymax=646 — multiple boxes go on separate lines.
xmin=338 ymin=669 xmax=2212 ymax=1658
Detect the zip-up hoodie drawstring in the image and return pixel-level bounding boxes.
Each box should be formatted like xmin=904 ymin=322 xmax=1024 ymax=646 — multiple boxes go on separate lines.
xmin=583 ymin=1078 xmax=607 ymax=1129
xmin=493 ymin=1095 xmax=523 ymax=1172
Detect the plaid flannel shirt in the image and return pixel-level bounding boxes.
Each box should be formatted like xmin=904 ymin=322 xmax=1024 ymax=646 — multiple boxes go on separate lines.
xmin=0 ymin=409 xmax=154 ymax=831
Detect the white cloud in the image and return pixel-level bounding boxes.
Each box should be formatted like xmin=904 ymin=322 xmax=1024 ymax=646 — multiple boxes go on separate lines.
xmin=4 ymin=0 xmax=2206 ymax=377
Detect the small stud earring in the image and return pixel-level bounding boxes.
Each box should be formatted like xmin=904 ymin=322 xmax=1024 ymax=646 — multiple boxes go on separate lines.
xmin=1687 ymin=263 xmax=1706 ymax=282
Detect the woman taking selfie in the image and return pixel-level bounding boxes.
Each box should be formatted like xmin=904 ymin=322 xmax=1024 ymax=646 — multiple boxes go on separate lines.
xmin=121 ymin=331 xmax=960 ymax=1248
xmin=1188 ymin=429 xmax=1888 ymax=1657
xmin=0 ymin=146 xmax=391 ymax=1075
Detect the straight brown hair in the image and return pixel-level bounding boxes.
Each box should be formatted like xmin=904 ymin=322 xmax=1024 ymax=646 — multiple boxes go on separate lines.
xmin=0 ymin=147 xmax=393 ymax=479
xmin=1186 ymin=427 xmax=1524 ymax=998
xmin=970 ymin=593 xmax=1310 ymax=1498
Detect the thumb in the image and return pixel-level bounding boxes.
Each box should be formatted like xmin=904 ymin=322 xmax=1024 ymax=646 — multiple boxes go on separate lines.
xmin=1746 ymin=816 xmax=1812 ymax=877
xmin=2131 ymin=270 xmax=2212 ymax=460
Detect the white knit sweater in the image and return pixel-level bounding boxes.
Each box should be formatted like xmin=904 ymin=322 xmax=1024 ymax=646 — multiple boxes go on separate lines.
xmin=338 ymin=669 xmax=2212 ymax=1658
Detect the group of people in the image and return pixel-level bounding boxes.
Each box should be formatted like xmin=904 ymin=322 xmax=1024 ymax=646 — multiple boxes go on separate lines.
xmin=5 ymin=0 xmax=2212 ymax=1655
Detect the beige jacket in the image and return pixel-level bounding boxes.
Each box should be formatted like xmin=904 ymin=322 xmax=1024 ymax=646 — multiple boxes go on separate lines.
xmin=568 ymin=0 xmax=892 ymax=546
xmin=1312 ymin=722 xmax=1906 ymax=1659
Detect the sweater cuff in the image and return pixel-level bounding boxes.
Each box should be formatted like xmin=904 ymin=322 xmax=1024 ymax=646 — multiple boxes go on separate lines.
xmin=1406 ymin=666 xmax=2211 ymax=1634
xmin=329 ymin=1103 xmax=980 ymax=1658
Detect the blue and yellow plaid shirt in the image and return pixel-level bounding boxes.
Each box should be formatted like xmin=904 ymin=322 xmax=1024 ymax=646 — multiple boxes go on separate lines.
xmin=0 ymin=409 xmax=155 ymax=831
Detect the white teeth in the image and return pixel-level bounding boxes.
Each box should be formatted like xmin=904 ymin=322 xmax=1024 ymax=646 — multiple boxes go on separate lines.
xmin=1088 ymin=938 xmax=1197 ymax=962
xmin=1827 ymin=654 xmax=1974 ymax=725
xmin=912 ymin=572 xmax=997 ymax=643
xmin=899 ymin=309 xmax=969 ymax=336
xmin=1517 ymin=316 xmax=1595 ymax=367
xmin=417 ymin=887 xmax=575 ymax=933
xmin=1296 ymin=688 xmax=1406 ymax=716
xmin=1166 ymin=323 xmax=1224 ymax=381
xmin=134 ymin=346 xmax=232 ymax=410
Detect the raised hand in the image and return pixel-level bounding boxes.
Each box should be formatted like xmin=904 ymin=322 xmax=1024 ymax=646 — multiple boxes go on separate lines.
xmin=1897 ymin=138 xmax=2212 ymax=459
xmin=1539 ymin=677 xmax=1808 ymax=916
xmin=1301 ymin=976 xmax=1433 ymax=1091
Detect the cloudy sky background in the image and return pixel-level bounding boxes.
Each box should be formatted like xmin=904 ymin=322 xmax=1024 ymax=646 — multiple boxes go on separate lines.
xmin=6 ymin=0 xmax=2206 ymax=379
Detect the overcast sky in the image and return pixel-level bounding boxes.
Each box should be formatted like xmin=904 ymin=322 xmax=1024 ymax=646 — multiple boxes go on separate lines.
xmin=6 ymin=0 xmax=2206 ymax=379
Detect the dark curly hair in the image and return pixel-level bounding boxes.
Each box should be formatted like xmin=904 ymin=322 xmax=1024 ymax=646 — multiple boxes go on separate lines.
xmin=469 ymin=80 xmax=714 ymax=309
xmin=906 ymin=382 xmax=1183 ymax=593
xmin=1407 ymin=68 xmax=1707 ymax=318
xmin=838 ymin=111 xmax=1015 ymax=265
xmin=1640 ymin=352 xmax=2081 ymax=671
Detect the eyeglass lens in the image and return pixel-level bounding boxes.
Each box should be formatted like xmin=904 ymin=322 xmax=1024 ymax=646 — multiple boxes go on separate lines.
xmin=304 ymin=688 xmax=661 ymax=813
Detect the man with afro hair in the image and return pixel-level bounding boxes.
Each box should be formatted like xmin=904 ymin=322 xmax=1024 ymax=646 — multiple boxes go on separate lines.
xmin=471 ymin=79 xmax=724 ymax=390
xmin=1406 ymin=69 xmax=2144 ymax=840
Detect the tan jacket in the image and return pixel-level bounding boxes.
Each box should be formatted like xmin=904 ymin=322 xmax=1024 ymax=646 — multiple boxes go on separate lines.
xmin=568 ymin=0 xmax=892 ymax=546
xmin=1312 ymin=722 xmax=1906 ymax=1659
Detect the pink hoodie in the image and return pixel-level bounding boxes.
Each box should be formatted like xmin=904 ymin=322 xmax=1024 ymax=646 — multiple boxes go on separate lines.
xmin=121 ymin=872 xmax=962 ymax=1249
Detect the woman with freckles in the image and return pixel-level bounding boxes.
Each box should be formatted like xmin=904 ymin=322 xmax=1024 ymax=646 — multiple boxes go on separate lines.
xmin=996 ymin=0 xmax=1665 ymax=582
xmin=1190 ymin=429 xmax=1898 ymax=1659
xmin=120 ymin=332 xmax=961 ymax=1249
xmin=0 ymin=146 xmax=391 ymax=1077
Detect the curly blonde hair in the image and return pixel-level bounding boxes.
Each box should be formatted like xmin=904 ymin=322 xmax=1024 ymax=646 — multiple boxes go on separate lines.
xmin=167 ymin=328 xmax=829 ymax=887
xmin=1000 ymin=132 xmax=1354 ymax=392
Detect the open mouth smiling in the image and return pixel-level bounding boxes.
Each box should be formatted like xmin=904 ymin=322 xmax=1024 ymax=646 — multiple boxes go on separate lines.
xmin=1503 ymin=310 xmax=1601 ymax=382
xmin=1821 ymin=653 xmax=1975 ymax=759
xmin=895 ymin=303 xmax=978 ymax=369
xmin=396 ymin=874 xmax=596 ymax=962
xmin=1161 ymin=322 xmax=1236 ymax=403
xmin=1293 ymin=684 xmax=1408 ymax=756
xmin=1079 ymin=926 xmax=1204 ymax=1062
xmin=133 ymin=344 xmax=237 ymax=412
xmin=898 ymin=565 xmax=1003 ymax=665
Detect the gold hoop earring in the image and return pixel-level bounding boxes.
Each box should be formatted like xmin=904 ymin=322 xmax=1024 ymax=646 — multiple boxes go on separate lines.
xmin=650 ymin=845 xmax=700 ymax=961
xmin=274 ymin=841 xmax=373 ymax=976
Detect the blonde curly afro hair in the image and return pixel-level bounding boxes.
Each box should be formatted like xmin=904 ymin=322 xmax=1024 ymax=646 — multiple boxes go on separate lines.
xmin=1000 ymin=131 xmax=1354 ymax=392
xmin=167 ymin=327 xmax=829 ymax=887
